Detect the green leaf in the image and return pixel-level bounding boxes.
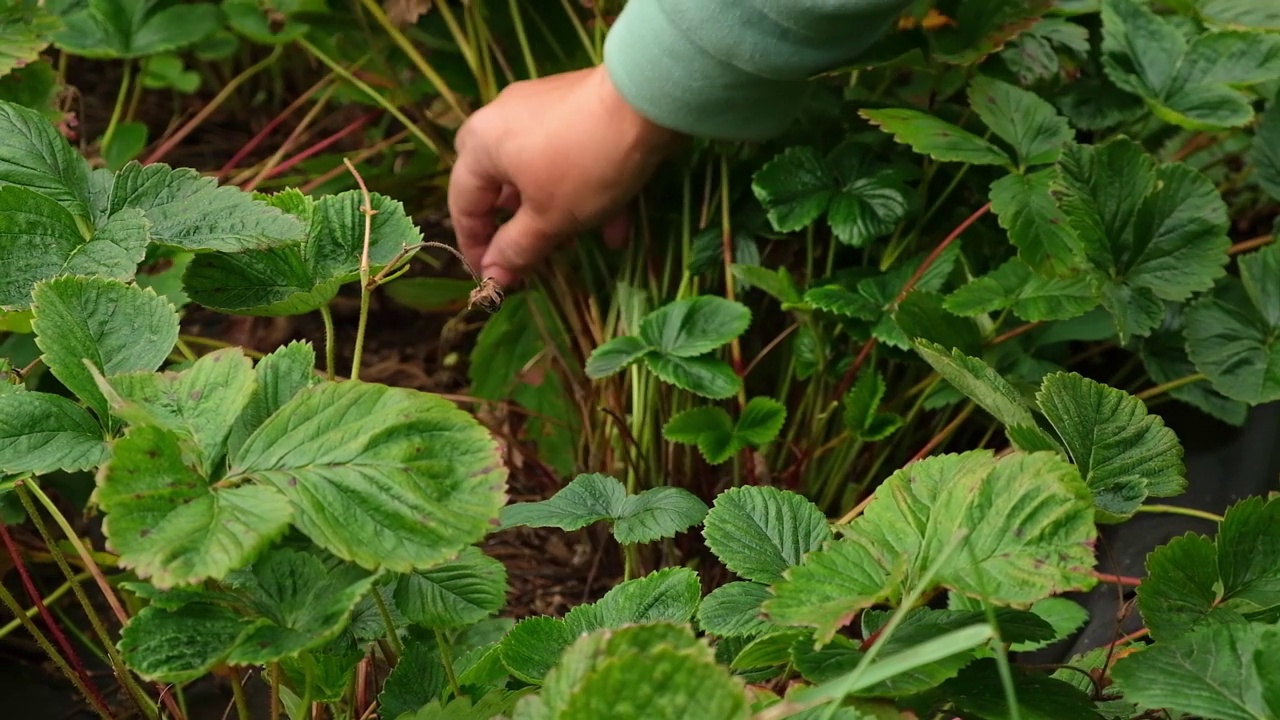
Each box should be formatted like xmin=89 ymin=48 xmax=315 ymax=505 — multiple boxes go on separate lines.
xmin=0 ymin=186 xmax=148 ymax=310
xmin=383 ymin=277 xmax=475 ymax=313
xmin=0 ymin=391 xmax=106 ymax=474
xmin=736 ymin=397 xmax=785 ymax=445
xmin=102 ymin=121 xmax=147 ymax=171
xmin=222 ymin=0 xmax=320 ymax=45
xmin=826 ymin=170 xmax=910 ymax=248
xmin=1053 ymin=138 xmax=1230 ymax=342
xmin=579 ymin=567 xmax=702 ymax=633
xmin=945 ymin=259 xmax=1096 ymax=323
xmin=751 ymin=146 xmax=833 ymax=233
xmin=0 ymin=2 xmax=61 ymax=77
xmin=731 ymin=264 xmax=802 ymax=305
xmin=1112 ymin=623 xmax=1280 ymax=720
xmin=1102 ymin=0 xmax=1280 ymax=129
xmin=1036 ymin=372 xmax=1185 ymax=522
xmin=98 ymin=425 xmax=293 ymax=587
xmin=395 ymin=691 xmax=519 ymax=720
xmin=501 ymin=473 xmax=706 ymax=545
xmin=0 ymin=99 xmax=93 ymax=215
xmin=639 ymin=296 xmax=751 ymax=358
xmin=97 ymin=347 xmax=256 ymax=476
xmin=929 ymin=0 xmax=1054 ymax=65
xmin=182 ymin=189 xmax=415 ymax=314
xmin=1138 ymin=497 xmax=1280 ymax=640
xmin=0 ymin=60 xmax=60 ymax=120
xmin=1141 ymin=323 xmax=1247 ymax=425
xmin=943 ymin=659 xmax=1103 ymax=720
xmin=803 ymin=285 xmax=881 ymax=320
xmin=55 ymin=0 xmax=223 ymax=59
xmin=222 ymin=549 xmax=379 ymax=665
xmin=645 ymin=354 xmax=741 ymax=399
xmin=664 ymin=398 xmax=785 ymax=465
xmin=584 ymin=335 xmax=650 ymax=379
xmin=227 ymin=340 xmax=317 ymax=458
xmin=1249 ymin=98 xmax=1280 ymax=201
xmin=30 ymin=276 xmax=179 ymax=417
xmin=1185 ymin=243 xmax=1280 ymax=403
xmin=1011 ymin=597 xmax=1090 ymax=652
xmin=843 ymin=371 xmax=886 ymax=437
xmin=697 ymin=582 xmax=775 ymax=639
xmin=702 ymin=486 xmax=832 ymax=585
xmin=893 ymin=291 xmax=983 ymax=356
xmin=393 ymin=547 xmax=507 ymax=629
xmin=768 ymin=451 xmax=1096 ymax=641
xmin=500 ymin=616 xmax=577 ymax=684
xmin=117 ymin=601 xmax=251 ymax=683
xmin=968 ymin=75 xmax=1072 ymax=168
xmin=860 ymin=108 xmax=1010 ymax=167
xmin=231 ymin=382 xmax=506 ymax=574
xmin=378 ymin=629 xmax=446 ymax=720
xmin=987 ymin=172 xmax=1082 ymax=276
xmin=1167 ymin=0 xmax=1280 ymax=30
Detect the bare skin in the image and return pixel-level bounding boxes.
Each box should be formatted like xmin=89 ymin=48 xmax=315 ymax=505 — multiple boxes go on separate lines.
xmin=448 ymin=65 xmax=683 ymax=287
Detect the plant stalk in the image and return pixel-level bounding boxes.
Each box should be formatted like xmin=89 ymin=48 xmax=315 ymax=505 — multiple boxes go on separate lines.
xmin=101 ymin=59 xmax=133 ymax=156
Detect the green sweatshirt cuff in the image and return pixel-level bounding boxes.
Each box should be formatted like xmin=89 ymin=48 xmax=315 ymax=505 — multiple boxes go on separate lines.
xmin=604 ymin=0 xmax=908 ymax=141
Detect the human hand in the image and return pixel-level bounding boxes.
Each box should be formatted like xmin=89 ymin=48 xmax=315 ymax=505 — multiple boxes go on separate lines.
xmin=448 ymin=65 xmax=683 ymax=287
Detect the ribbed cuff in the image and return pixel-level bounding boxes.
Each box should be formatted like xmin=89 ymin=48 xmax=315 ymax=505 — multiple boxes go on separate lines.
xmin=603 ymin=0 xmax=811 ymax=142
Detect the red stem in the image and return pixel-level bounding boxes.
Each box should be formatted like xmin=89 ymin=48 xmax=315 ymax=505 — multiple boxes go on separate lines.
xmin=0 ymin=521 xmax=114 ymax=717
xmin=833 ymin=202 xmax=993 ymax=401
xmin=216 ymin=76 xmax=332 ymax=181
xmin=1093 ymin=571 xmax=1142 ymax=587
xmin=246 ymin=111 xmax=379 ymax=186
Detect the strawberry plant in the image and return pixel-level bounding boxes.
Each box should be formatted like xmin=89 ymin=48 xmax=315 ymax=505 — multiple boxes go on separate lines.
xmin=2 ymin=0 xmax=1280 ymax=719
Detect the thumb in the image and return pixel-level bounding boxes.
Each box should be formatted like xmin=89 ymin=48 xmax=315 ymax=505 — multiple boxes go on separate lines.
xmin=480 ymin=208 xmax=560 ymax=288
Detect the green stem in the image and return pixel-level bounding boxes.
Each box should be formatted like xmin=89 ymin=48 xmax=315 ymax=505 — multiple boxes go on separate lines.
xmin=354 ymin=0 xmax=467 ymax=118
xmin=373 ymin=590 xmax=405 ymax=658
xmin=1135 ymin=373 xmax=1207 ymax=401
xmin=508 ymin=0 xmax=538 ymax=79
xmin=297 ymin=38 xmax=440 ymax=155
xmin=229 ymin=669 xmax=251 ymax=720
xmin=1137 ymin=504 xmax=1223 ymax=523
xmin=269 ymin=663 xmax=282 ymax=720
xmin=0 ymin=581 xmax=111 ymax=720
xmin=320 ymin=304 xmax=337 ymax=382
xmin=16 ymin=485 xmax=157 ymax=719
xmin=102 ymin=59 xmax=133 ymax=154
xmin=434 ymin=629 xmax=463 ymax=699
xmin=0 ymin=570 xmax=92 ymax=639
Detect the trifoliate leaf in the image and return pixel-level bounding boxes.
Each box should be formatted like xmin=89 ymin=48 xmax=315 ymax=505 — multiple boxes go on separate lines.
xmin=0 ymin=186 xmax=148 ymax=310
xmin=182 ymin=191 xmax=416 ymax=315
xmin=584 ymin=335 xmax=650 ymax=379
xmin=97 ymin=425 xmax=293 ymax=587
xmin=968 ymin=75 xmax=1073 ymax=168
xmin=227 ymin=340 xmax=317 ymax=458
xmin=0 ymin=1 xmax=60 ymax=76
xmin=664 ymin=406 xmax=736 ymax=463
xmin=639 ymin=296 xmax=751 ymax=358
xmin=222 ymin=0 xmax=321 ymax=45
xmin=1185 ymin=243 xmax=1280 ymax=403
xmin=0 ymin=99 xmax=93 ymax=215
xmin=97 ymin=347 xmax=255 ymax=476
xmin=30 ymin=276 xmax=179 ymax=418
xmin=1053 ymin=138 xmax=1230 ymax=341
xmin=230 ymin=382 xmax=506 ymax=574
xmin=223 ymin=548 xmax=379 ymax=665
xmin=500 ymin=616 xmax=577 ymax=684
xmin=54 ymin=0 xmax=222 ymax=59
xmin=702 ymin=486 xmax=832 ymax=585
xmin=1112 ymin=623 xmax=1280 ymax=720
xmin=1250 ymin=98 xmax=1280 ymax=201
xmin=697 ymin=582 xmax=775 ymax=639
xmin=987 ymin=171 xmax=1082 ymax=277
xmin=1138 ymin=497 xmax=1280 ymax=640
xmin=500 ymin=473 xmax=706 ymax=545
xmin=645 ymin=353 xmax=741 ymax=400
xmin=768 ymin=451 xmax=1096 ymax=641
xmin=730 ymin=264 xmax=802 ymax=305
xmin=999 ymin=17 xmax=1090 ymax=85
xmin=1102 ymin=0 xmax=1280 ymax=129
xmin=860 ymin=108 xmax=1010 ymax=167
xmin=0 ymin=391 xmax=106 ymax=474
xmin=583 ymin=567 xmax=702 ymax=633
xmin=1036 ymin=372 xmax=1185 ymax=522
xmin=945 ymin=258 xmax=1096 ymax=323
xmin=393 ymin=547 xmax=506 ymax=629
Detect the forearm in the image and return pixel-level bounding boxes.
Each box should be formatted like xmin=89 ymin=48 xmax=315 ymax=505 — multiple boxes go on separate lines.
xmin=603 ymin=0 xmax=911 ymax=141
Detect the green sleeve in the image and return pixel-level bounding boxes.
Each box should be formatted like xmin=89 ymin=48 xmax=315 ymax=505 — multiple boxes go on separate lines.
xmin=603 ymin=0 xmax=910 ymax=141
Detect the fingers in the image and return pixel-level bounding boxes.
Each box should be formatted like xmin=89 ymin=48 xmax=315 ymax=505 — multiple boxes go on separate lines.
xmin=481 ymin=209 xmax=559 ymax=288
xmin=447 ymin=135 xmax=505 ymax=276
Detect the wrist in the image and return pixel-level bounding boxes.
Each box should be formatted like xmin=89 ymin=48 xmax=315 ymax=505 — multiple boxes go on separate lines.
xmin=590 ymin=64 xmax=685 ymax=161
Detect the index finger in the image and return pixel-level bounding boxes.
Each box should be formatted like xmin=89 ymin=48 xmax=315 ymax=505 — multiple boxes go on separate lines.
xmin=447 ymin=142 xmax=505 ymax=276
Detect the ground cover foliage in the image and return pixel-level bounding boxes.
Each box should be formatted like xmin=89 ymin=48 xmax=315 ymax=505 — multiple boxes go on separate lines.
xmin=1 ymin=0 xmax=1279 ymax=718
